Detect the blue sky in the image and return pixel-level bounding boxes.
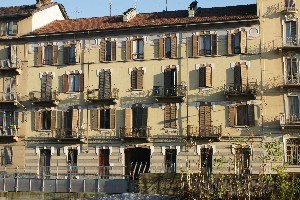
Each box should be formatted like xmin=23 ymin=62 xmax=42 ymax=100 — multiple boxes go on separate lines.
xmin=1 ymin=0 xmax=256 ymax=19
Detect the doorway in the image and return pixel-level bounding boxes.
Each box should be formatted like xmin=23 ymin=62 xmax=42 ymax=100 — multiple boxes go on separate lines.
xmin=99 ymin=149 xmax=110 ymax=179
xmin=39 ymin=149 xmax=51 ymax=178
xmin=125 ymin=147 xmax=150 ymax=180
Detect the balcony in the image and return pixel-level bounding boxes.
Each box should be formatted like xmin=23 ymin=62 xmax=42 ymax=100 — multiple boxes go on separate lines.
xmin=280 ymin=113 xmax=300 ymax=129
xmin=0 ymin=59 xmax=22 ymax=75
xmin=283 ymin=73 xmax=300 ymax=88
xmin=282 ymin=36 xmax=300 ymax=49
xmin=187 ymin=125 xmax=221 ymax=140
xmin=55 ymin=129 xmax=85 ymax=143
xmin=150 ymin=128 xmax=183 ymax=142
xmin=153 ymin=85 xmax=186 ymax=103
xmin=87 ymin=89 xmax=118 ymax=105
xmin=224 ymin=82 xmax=258 ymax=100
xmin=119 ymin=127 xmax=151 ymax=141
xmin=0 ymin=125 xmax=19 ymax=143
xmin=0 ymin=92 xmax=21 ymax=108
xmin=29 ymin=91 xmax=59 ymax=106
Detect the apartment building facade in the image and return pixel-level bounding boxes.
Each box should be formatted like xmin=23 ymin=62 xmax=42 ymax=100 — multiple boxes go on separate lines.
xmin=0 ymin=0 xmax=297 ymax=179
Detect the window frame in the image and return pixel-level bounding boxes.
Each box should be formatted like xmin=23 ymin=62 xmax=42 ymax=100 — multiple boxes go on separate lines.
xmin=286 ymin=138 xmax=300 ymax=165
xmin=234 ymin=147 xmax=251 ymax=175
xmin=1 ymin=147 xmax=12 ymax=166
xmin=131 ymin=67 xmax=144 ymax=91
xmin=229 ymin=104 xmax=255 ymax=127
xmin=132 ymin=38 xmax=144 ymax=60
xmin=164 ymin=104 xmax=177 ymax=129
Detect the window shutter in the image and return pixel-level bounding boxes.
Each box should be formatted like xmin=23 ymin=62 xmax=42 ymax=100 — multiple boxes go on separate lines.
xmin=240 ymin=30 xmax=247 ymax=54
xmin=131 ymin=68 xmax=137 ymax=90
xmin=35 ymin=111 xmax=41 ymax=131
xmin=142 ymin=107 xmax=148 ymax=127
xmin=72 ymin=109 xmax=79 ymax=131
xmin=229 ymin=106 xmax=237 ymax=127
xmin=170 ymin=34 xmax=177 ymax=58
xmin=46 ymin=74 xmax=53 ymax=99
xmin=137 ymin=68 xmax=144 ymax=90
xmin=99 ymin=70 xmax=105 ymax=98
xmin=248 ymin=105 xmax=255 ymax=126
xmin=164 ymin=67 xmax=172 ymax=89
xmin=291 ymin=21 xmax=297 ymax=37
xmin=205 ymin=66 xmax=212 ymax=87
xmin=110 ymin=108 xmax=116 ymax=129
xmin=78 ymin=73 xmax=84 ymax=92
xmin=75 ymin=42 xmax=81 ymax=63
xmin=158 ymin=38 xmax=165 ymax=58
xmin=126 ymin=40 xmax=132 ymax=60
xmin=100 ymin=38 xmax=106 ymax=62
xmin=36 ymin=46 xmax=43 ymax=66
xmin=41 ymin=75 xmax=47 ymax=99
xmin=12 ymin=22 xmax=18 ymax=35
xmin=192 ymin=35 xmax=199 ymax=57
xmin=227 ymin=33 xmax=233 ymax=55
xmin=10 ymin=45 xmax=17 ymax=68
xmin=199 ymin=106 xmax=212 ymax=131
xmin=104 ymin=71 xmax=111 ymax=98
xmin=0 ymin=23 xmax=7 ymax=36
xmin=199 ymin=66 xmax=206 ymax=87
xmin=234 ymin=63 xmax=242 ymax=88
xmin=211 ymin=34 xmax=217 ymax=55
xmin=241 ymin=63 xmax=248 ymax=91
xmin=125 ymin=108 xmax=132 ymax=135
xmin=63 ymin=45 xmax=70 ymax=64
xmin=164 ymin=105 xmax=171 ymax=128
xmin=91 ymin=109 xmax=99 ymax=130
xmin=111 ymin=41 xmax=116 ymax=61
xmin=52 ymin=45 xmax=58 ymax=65
xmin=51 ymin=110 xmax=57 ymax=130
xmin=170 ymin=105 xmax=177 ymax=129
xmin=62 ymin=74 xmax=69 ymax=93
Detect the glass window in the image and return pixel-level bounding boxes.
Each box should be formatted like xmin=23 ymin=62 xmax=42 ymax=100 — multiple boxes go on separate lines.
xmin=165 ymin=37 xmax=171 ymax=58
xmin=69 ymin=44 xmax=76 ymax=63
xmin=133 ymin=39 xmax=144 ymax=59
xmin=288 ymin=96 xmax=299 ymax=116
xmin=100 ymin=109 xmax=110 ymax=129
xmin=41 ymin=111 xmax=51 ymax=130
xmin=105 ymin=41 xmax=111 ymax=61
xmin=69 ymin=74 xmax=79 ymax=92
xmin=235 ymin=147 xmax=250 ymax=174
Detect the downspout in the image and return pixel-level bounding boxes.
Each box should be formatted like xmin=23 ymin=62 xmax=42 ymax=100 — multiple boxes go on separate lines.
xmin=86 ymin=31 xmax=90 ymax=152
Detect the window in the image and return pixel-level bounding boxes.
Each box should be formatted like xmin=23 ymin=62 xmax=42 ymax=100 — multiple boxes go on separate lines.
xmin=159 ymin=34 xmax=177 ymax=58
xmin=288 ymin=96 xmax=299 ymax=116
xmin=63 ymin=42 xmax=81 ymax=64
xmin=131 ymin=67 xmax=144 ymax=90
xmin=192 ymin=33 xmax=217 ymax=56
xmin=286 ymin=58 xmax=299 ymax=84
xmin=235 ymin=147 xmax=251 ymax=174
xmin=199 ymin=105 xmax=212 ymax=135
xmin=39 ymin=149 xmax=51 ymax=177
xmin=228 ymin=30 xmax=247 ymax=54
xmin=1 ymin=147 xmax=12 ymax=165
xmin=99 ymin=149 xmax=110 ymax=179
xmin=287 ymin=138 xmax=300 ymax=165
xmin=165 ymin=104 xmax=177 ymax=129
xmin=98 ymin=69 xmax=111 ymax=98
xmin=199 ymin=64 xmax=212 ymax=88
xmin=34 ymin=110 xmax=56 ymax=131
xmin=36 ymin=44 xmax=58 ymax=66
xmin=3 ymin=76 xmax=17 ymax=101
xmin=285 ymin=0 xmax=296 ymax=10
xmin=234 ymin=62 xmax=248 ymax=92
xmin=7 ymin=45 xmax=17 ymax=68
xmin=201 ymin=148 xmax=213 ymax=174
xmin=62 ymin=72 xmax=84 ymax=93
xmin=0 ymin=111 xmax=18 ymax=135
xmin=124 ymin=106 xmax=148 ymax=136
xmin=58 ymin=109 xmax=80 ymax=138
xmin=126 ymin=38 xmax=144 ymax=60
xmin=285 ymin=21 xmax=297 ymax=46
xmin=91 ymin=108 xmax=116 ymax=130
xmin=164 ymin=66 xmax=177 ymax=96
xmin=0 ymin=21 xmax=17 ymax=36
xmin=229 ymin=104 xmax=255 ymax=127
xmin=100 ymin=39 xmax=116 ymax=61
xmin=41 ymin=73 xmax=53 ymax=100
xmin=165 ymin=149 xmax=177 ymax=173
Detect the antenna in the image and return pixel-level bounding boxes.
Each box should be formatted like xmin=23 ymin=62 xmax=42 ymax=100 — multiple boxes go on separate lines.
xmin=74 ymin=7 xmax=81 ymax=19
xmin=109 ymin=0 xmax=112 ymax=16
xmin=166 ymin=0 xmax=168 ymax=11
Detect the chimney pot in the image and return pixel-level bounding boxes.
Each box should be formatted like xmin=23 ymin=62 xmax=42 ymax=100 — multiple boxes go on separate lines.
xmin=123 ymin=8 xmax=137 ymax=22
xmin=36 ymin=0 xmax=53 ymax=7
xmin=188 ymin=1 xmax=198 ymax=17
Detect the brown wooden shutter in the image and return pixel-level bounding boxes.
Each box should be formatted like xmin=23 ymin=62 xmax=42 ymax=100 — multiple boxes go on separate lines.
xmin=131 ymin=68 xmax=137 ymax=90
xmin=241 ymin=63 xmax=248 ymax=91
xmin=211 ymin=34 xmax=217 ymax=55
xmin=125 ymin=108 xmax=132 ymax=135
xmin=41 ymin=75 xmax=47 ymax=98
xmin=79 ymin=73 xmax=84 ymax=92
xmin=51 ymin=110 xmax=57 ymax=130
xmin=170 ymin=34 xmax=177 ymax=58
xmin=46 ymin=74 xmax=52 ymax=99
xmin=234 ymin=63 xmax=242 ymax=88
xmin=126 ymin=40 xmax=132 ymax=60
xmin=72 ymin=109 xmax=79 ymax=130
xmin=170 ymin=105 xmax=177 ymax=129
xmin=240 ymin=30 xmax=247 ymax=54
xmin=52 ymin=45 xmax=58 ymax=65
xmin=91 ymin=109 xmax=99 ymax=130
xmin=75 ymin=42 xmax=81 ymax=63
xmin=142 ymin=107 xmax=148 ymax=127
xmin=205 ymin=66 xmax=212 ymax=87
xmin=100 ymin=38 xmax=106 ymax=62
xmin=99 ymin=70 xmax=105 ymax=98
xmin=192 ymin=35 xmax=199 ymax=57
xmin=199 ymin=66 xmax=206 ymax=87
xmin=199 ymin=106 xmax=212 ymax=132
xmin=158 ymin=38 xmax=165 ymax=58
xmin=104 ymin=71 xmax=111 ymax=98
xmin=35 ymin=111 xmax=41 ymax=130
xmin=36 ymin=46 xmax=43 ymax=66
xmin=63 ymin=45 xmax=70 ymax=64
xmin=248 ymin=105 xmax=255 ymax=126
xmin=62 ymin=74 xmax=69 ymax=93
xmin=10 ymin=45 xmax=17 ymax=68
xmin=111 ymin=41 xmax=116 ymax=61
xmin=227 ymin=33 xmax=233 ymax=55
xmin=164 ymin=105 xmax=171 ymax=128
xmin=0 ymin=23 xmax=7 ymax=36
xmin=137 ymin=68 xmax=144 ymax=90
xmin=110 ymin=108 xmax=116 ymax=129
xmin=229 ymin=106 xmax=237 ymax=127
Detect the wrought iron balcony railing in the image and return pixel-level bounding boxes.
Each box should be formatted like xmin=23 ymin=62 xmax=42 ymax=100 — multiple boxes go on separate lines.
xmin=55 ymin=129 xmax=85 ymax=140
xmin=285 ymin=73 xmax=300 ymax=85
xmin=0 ymin=58 xmax=22 ymax=70
xmin=153 ymin=85 xmax=186 ymax=98
xmin=283 ymin=36 xmax=300 ymax=47
xmin=29 ymin=91 xmax=58 ymax=102
xmin=224 ymin=82 xmax=258 ymax=99
xmin=280 ymin=113 xmax=300 ymax=127
xmin=0 ymin=92 xmax=20 ymax=102
xmin=119 ymin=127 xmax=151 ymax=139
xmin=0 ymin=125 xmax=19 ymax=136
xmin=187 ymin=125 xmax=221 ymax=138
xmin=87 ymin=89 xmax=118 ymax=101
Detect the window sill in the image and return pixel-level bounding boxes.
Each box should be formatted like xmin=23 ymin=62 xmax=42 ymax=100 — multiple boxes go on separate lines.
xmin=65 ymin=91 xmax=82 ymax=94
xmin=232 ymin=125 xmax=254 ymax=128
xmin=199 ymin=87 xmax=213 ymax=91
xmin=131 ymin=89 xmax=144 ymax=94
xmin=37 ymin=130 xmax=52 ymax=132
xmin=163 ymin=128 xmax=178 ymax=133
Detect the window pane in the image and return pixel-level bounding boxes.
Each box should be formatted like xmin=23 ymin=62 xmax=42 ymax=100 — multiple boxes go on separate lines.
xmin=106 ymin=41 xmax=111 ymax=61
xmin=288 ymin=96 xmax=299 ymax=116
xmin=165 ymin=37 xmax=171 ymax=58
xmin=69 ymin=44 xmax=76 ymax=63
xmin=234 ymin=34 xmax=241 ymax=54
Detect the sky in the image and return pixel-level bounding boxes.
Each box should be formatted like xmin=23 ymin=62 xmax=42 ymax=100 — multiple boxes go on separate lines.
xmin=1 ymin=0 xmax=256 ymax=19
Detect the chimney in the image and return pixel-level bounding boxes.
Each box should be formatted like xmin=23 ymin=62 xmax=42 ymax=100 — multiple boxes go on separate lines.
xmin=188 ymin=1 xmax=198 ymax=17
xmin=36 ymin=0 xmax=53 ymax=8
xmin=123 ymin=8 xmax=137 ymax=22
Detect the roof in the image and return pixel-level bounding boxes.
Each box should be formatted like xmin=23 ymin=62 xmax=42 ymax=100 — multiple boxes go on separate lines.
xmin=0 ymin=2 xmax=68 ymax=20
xmin=33 ymin=4 xmax=258 ymax=35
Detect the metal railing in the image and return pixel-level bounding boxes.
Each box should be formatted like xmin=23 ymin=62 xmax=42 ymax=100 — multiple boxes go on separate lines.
xmin=132 ymin=53 xmax=144 ymax=59
xmin=285 ymin=73 xmax=300 ymax=85
xmin=283 ymin=36 xmax=300 ymax=47
xmin=153 ymin=85 xmax=186 ymax=97
xmin=224 ymin=82 xmax=259 ymax=95
xmin=280 ymin=113 xmax=300 ymax=126
xmin=55 ymin=129 xmax=85 ymax=139
xmin=87 ymin=88 xmax=118 ymax=100
xmin=0 ymin=125 xmax=19 ymax=136
xmin=29 ymin=91 xmax=58 ymax=101
xmin=187 ymin=125 xmax=222 ymax=138
xmin=0 ymin=92 xmax=19 ymax=102
xmin=0 ymin=59 xmax=21 ymax=69
xmin=119 ymin=127 xmax=151 ymax=139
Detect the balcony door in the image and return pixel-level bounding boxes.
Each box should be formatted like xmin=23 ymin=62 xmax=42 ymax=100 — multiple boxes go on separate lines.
xmin=39 ymin=149 xmax=51 ymax=178
xmin=286 ymin=58 xmax=299 ymax=84
xmin=164 ymin=67 xmax=177 ymax=96
xmin=288 ymin=96 xmax=300 ymax=118
xmin=3 ymin=76 xmax=16 ymax=101
xmin=99 ymin=149 xmax=110 ymax=179
xmin=67 ymin=149 xmax=78 ymax=175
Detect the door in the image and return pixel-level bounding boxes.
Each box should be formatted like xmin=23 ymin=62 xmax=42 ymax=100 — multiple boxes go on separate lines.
xmin=165 ymin=149 xmax=177 ymax=173
xmin=125 ymin=148 xmax=150 ymax=180
xmin=39 ymin=149 xmax=51 ymax=178
xmin=67 ymin=149 xmax=78 ymax=175
xmin=99 ymin=149 xmax=110 ymax=179
xmin=164 ymin=67 xmax=177 ymax=96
